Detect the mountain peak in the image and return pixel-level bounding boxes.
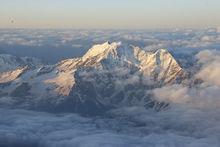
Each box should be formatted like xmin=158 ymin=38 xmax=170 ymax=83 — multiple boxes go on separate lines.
xmin=0 ymin=42 xmax=186 ymax=98
xmin=104 ymin=41 xmax=111 ymax=45
xmin=153 ymin=48 xmax=170 ymax=57
xmin=0 ymin=42 xmax=188 ymax=114
xmin=157 ymin=48 xmax=169 ymax=53
xmin=82 ymin=41 xmax=121 ymax=61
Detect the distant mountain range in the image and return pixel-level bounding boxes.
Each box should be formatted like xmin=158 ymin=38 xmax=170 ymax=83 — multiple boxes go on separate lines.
xmin=0 ymin=42 xmax=191 ymax=115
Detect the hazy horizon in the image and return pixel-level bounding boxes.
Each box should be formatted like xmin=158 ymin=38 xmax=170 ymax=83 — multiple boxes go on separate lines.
xmin=1 ymin=0 xmax=220 ymax=29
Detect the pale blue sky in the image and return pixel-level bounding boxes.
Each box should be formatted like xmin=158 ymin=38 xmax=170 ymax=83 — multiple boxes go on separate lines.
xmin=0 ymin=0 xmax=220 ymax=29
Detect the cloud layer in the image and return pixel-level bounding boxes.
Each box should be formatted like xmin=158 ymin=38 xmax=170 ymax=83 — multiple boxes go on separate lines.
xmin=1 ymin=28 xmax=220 ymax=63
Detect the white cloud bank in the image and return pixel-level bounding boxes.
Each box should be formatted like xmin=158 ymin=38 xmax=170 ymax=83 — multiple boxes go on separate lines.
xmin=196 ymin=50 xmax=220 ymax=86
xmin=1 ymin=107 xmax=220 ymax=147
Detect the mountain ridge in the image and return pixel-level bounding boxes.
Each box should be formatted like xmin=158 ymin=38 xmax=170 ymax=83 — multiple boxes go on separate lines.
xmin=0 ymin=42 xmax=187 ymax=115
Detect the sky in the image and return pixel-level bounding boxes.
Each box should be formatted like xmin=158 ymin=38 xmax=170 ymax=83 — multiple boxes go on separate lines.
xmin=0 ymin=0 xmax=220 ymax=29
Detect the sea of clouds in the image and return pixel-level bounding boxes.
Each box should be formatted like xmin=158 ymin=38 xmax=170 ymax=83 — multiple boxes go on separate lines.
xmin=0 ymin=28 xmax=220 ymax=62
xmin=0 ymin=28 xmax=220 ymax=147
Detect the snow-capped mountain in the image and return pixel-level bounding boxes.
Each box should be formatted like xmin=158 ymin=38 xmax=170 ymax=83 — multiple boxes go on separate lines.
xmin=0 ymin=42 xmax=187 ymax=115
xmin=0 ymin=54 xmax=42 ymax=72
